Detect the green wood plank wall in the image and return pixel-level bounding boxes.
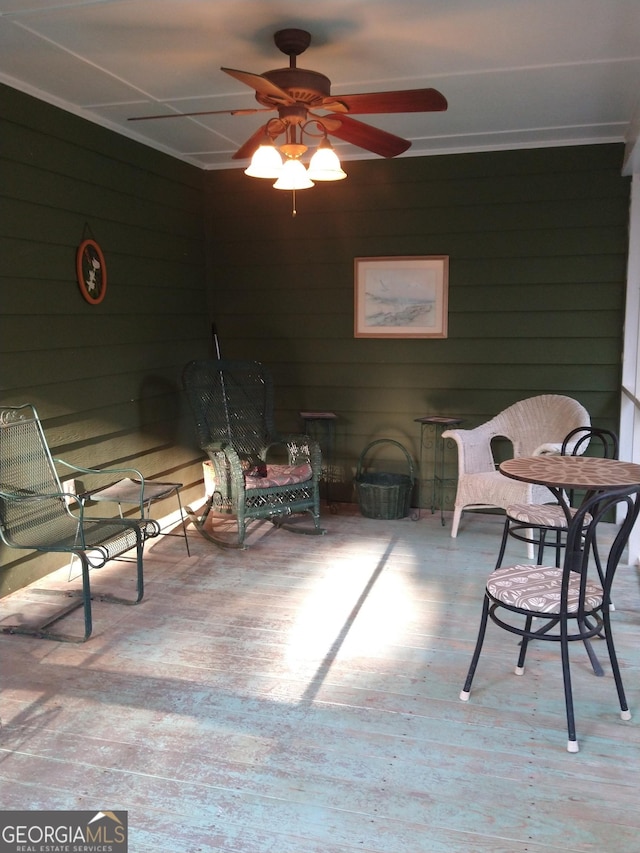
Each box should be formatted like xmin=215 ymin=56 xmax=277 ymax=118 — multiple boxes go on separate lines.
xmin=204 ymin=144 xmax=630 ymax=503
xmin=0 ymin=80 xmax=632 ymax=594
xmin=1 ymin=85 xmax=210 ymax=594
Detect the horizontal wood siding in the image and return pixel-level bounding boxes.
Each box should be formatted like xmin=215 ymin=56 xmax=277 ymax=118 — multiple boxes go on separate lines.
xmin=1 ymin=83 xmax=631 ymax=592
xmin=0 ymin=85 xmax=210 ymax=594
xmin=204 ymin=144 xmax=630 ymax=501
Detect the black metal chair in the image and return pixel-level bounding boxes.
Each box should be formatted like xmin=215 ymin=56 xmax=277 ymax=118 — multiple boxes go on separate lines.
xmin=0 ymin=404 xmax=160 ymax=642
xmin=460 ymin=483 xmax=640 ymax=752
xmin=182 ymin=359 xmax=325 ymax=548
xmin=495 ymin=426 xmax=619 ymax=569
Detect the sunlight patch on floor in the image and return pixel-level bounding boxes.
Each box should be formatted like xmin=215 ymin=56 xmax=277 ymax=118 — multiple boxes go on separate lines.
xmin=284 ymin=537 xmax=435 ymax=667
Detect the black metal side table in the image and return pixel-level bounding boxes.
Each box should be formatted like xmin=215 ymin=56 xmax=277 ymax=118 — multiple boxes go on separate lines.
xmin=82 ymin=478 xmax=191 ymax=556
xmin=414 ymin=416 xmax=463 ymax=525
xmin=300 ymin=411 xmax=337 ymax=511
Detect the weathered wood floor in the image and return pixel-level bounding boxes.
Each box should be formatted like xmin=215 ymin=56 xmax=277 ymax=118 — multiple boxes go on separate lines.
xmin=1 ymin=504 xmax=639 ymax=852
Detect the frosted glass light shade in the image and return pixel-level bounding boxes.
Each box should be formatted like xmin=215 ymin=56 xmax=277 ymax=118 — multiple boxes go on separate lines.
xmin=244 ymin=142 xmax=283 ymax=179
xmin=273 ymin=158 xmax=314 ymax=190
xmin=307 ymin=144 xmax=347 ymax=181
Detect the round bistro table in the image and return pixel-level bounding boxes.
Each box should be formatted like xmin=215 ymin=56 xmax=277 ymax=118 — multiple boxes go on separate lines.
xmin=500 ymin=455 xmax=640 ymax=494
xmin=499 ymin=454 xmax=640 ymax=677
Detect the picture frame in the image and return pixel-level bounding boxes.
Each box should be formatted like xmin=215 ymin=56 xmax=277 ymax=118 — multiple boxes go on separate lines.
xmin=76 ymin=238 xmax=107 ymax=305
xmin=354 ymin=255 xmax=449 ymax=338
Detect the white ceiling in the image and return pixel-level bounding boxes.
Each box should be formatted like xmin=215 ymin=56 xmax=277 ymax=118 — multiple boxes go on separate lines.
xmin=1 ymin=0 xmax=639 ymax=171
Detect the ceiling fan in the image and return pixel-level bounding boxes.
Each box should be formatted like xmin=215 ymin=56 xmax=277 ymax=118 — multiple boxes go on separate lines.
xmin=129 ymin=28 xmax=448 ymax=162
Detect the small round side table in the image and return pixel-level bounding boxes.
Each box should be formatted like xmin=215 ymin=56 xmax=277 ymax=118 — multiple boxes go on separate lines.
xmin=300 ymin=411 xmax=337 ymax=511
xmin=414 ymin=416 xmax=463 ymax=525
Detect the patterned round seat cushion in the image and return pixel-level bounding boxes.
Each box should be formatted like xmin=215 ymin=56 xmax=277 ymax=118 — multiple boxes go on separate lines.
xmin=486 ymin=564 xmax=603 ymax=614
xmin=505 ymin=503 xmax=592 ymax=528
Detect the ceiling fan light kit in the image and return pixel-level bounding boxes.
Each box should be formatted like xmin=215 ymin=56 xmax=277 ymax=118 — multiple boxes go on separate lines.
xmin=245 ymin=120 xmax=346 ymax=188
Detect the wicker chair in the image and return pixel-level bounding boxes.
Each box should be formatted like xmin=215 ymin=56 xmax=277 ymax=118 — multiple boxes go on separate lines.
xmin=0 ymin=404 xmax=160 ymax=642
xmin=442 ymin=395 xmax=590 ymax=539
xmin=182 ymin=359 xmax=325 ymax=548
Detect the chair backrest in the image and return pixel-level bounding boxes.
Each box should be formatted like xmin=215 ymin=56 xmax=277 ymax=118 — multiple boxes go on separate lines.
xmin=566 ymin=483 xmax=640 ymax=606
xmin=182 ymin=359 xmax=276 ymax=456
xmin=0 ymin=404 xmax=69 ymax=548
xmin=561 ymin=426 xmax=619 ymax=460
xmin=559 ymin=426 xmax=619 ymax=507
xmin=488 ymin=394 xmax=590 ymax=458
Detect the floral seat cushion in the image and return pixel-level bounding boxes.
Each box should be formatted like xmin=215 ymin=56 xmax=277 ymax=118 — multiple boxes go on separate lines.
xmin=244 ymin=463 xmax=312 ymax=490
xmin=487 ymin=564 xmax=603 ymax=614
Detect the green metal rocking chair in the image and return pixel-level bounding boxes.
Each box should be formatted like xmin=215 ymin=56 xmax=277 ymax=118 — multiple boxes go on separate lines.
xmin=0 ymin=404 xmax=160 ymax=642
xmin=182 ymin=359 xmax=326 ymax=548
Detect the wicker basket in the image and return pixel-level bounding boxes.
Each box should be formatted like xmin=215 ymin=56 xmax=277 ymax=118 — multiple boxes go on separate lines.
xmin=355 ymin=439 xmax=416 ymax=519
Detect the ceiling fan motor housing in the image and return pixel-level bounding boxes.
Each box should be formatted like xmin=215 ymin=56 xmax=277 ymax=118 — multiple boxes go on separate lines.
xmin=259 ymin=29 xmax=332 ymax=108
xmin=259 ymin=68 xmax=332 ymax=107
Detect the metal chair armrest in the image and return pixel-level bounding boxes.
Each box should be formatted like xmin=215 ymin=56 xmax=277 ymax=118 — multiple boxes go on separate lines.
xmin=54 ymin=458 xmax=144 ymax=481
xmin=54 ymin=458 xmax=146 ymax=515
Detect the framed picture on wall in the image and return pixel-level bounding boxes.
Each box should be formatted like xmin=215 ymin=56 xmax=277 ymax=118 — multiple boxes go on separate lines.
xmin=354 ymin=255 xmax=449 ymax=338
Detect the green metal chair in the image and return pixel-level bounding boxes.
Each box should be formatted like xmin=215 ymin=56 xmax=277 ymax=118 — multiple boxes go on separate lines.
xmin=182 ymin=359 xmax=325 ymax=548
xmin=0 ymin=404 xmax=160 ymax=642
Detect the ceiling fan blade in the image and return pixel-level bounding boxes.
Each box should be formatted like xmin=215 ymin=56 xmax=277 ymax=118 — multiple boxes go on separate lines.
xmin=323 ymin=88 xmax=447 ymax=115
xmin=221 ymin=67 xmax=295 ymax=105
xmin=128 ymin=107 xmax=273 ymax=122
xmin=308 ymin=112 xmax=343 ymax=133
xmin=328 ymin=115 xmax=411 ymax=158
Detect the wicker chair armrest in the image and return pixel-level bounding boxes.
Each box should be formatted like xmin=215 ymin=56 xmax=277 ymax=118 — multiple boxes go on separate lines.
xmin=268 ymin=433 xmax=322 ymax=471
xmin=533 ymin=442 xmax=564 ymax=456
xmin=442 ymin=425 xmax=497 ymax=475
xmin=203 ymin=441 xmax=241 ymax=459
xmin=204 ymin=445 xmax=247 ymax=500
